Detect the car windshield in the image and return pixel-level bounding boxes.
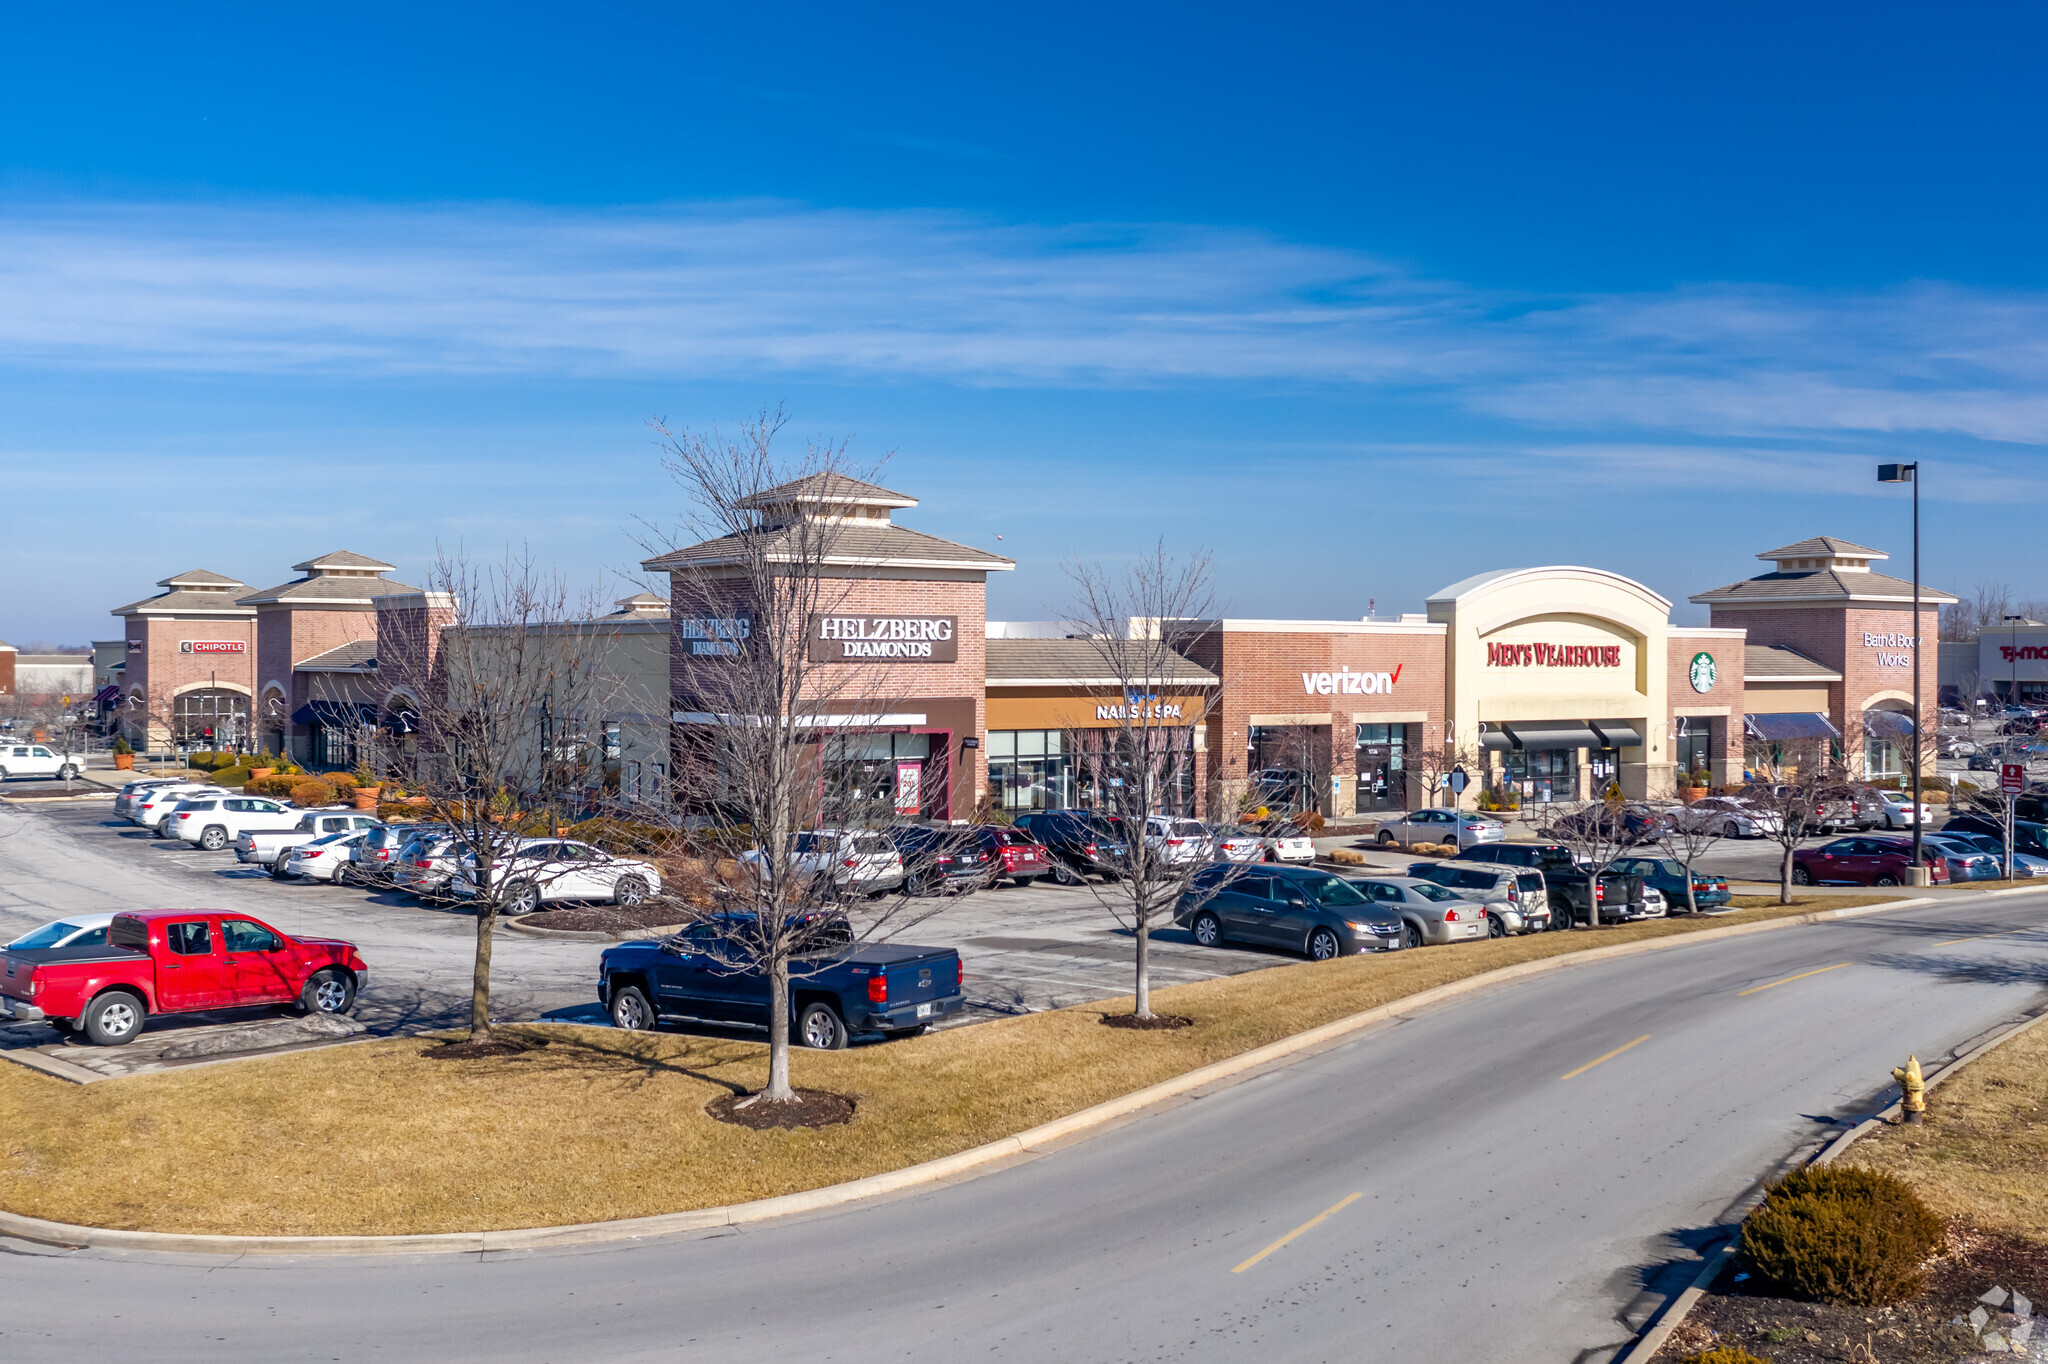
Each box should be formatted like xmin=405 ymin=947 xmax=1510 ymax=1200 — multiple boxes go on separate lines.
xmin=1534 ymin=847 xmax=1575 ymax=872
xmin=1306 ymin=876 xmax=1368 ymax=906
xmin=1408 ymin=882 xmax=1457 ymax=902
xmin=7 ymin=920 xmax=97 ymax=949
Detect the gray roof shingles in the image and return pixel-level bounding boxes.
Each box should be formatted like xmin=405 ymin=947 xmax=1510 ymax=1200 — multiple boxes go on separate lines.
xmin=985 ymin=638 xmax=1217 ymax=685
xmin=643 ymin=522 xmax=1013 ymax=572
xmin=1690 ymin=568 xmax=1957 ymax=606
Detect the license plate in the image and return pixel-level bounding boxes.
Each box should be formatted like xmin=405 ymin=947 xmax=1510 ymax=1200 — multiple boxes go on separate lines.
xmin=916 ymin=1003 xmax=933 ymax=1018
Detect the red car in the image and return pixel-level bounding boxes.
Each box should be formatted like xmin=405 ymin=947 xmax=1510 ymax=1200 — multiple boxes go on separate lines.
xmin=972 ymin=825 xmax=1053 ymax=886
xmin=1792 ymin=837 xmax=1950 ymax=888
xmin=0 ymin=910 xmax=365 ymax=1045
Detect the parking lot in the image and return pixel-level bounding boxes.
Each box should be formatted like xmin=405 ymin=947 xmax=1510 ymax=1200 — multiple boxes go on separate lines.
xmin=0 ymin=791 xmax=1312 ymax=1076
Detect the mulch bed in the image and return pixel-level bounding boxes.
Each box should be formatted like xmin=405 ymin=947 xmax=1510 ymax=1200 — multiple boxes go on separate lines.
xmin=516 ymin=907 xmax=682 ymax=933
xmin=1657 ymin=1226 xmax=2048 ymax=1362
xmin=421 ymin=1037 xmax=549 ymax=1061
xmin=1099 ymin=1012 xmax=1195 ymax=1030
xmin=706 ymin=1088 xmax=856 ymax=1130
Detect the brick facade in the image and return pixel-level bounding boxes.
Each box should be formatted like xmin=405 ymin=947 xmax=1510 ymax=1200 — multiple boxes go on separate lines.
xmin=1709 ymin=603 xmax=1939 ymax=763
xmin=1666 ymin=629 xmax=1746 ymax=786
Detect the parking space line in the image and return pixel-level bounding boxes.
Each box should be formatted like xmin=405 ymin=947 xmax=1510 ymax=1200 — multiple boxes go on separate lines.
xmin=1559 ymin=1034 xmax=1650 ymax=1081
xmin=1736 ymin=962 xmax=1850 ymax=997
xmin=1231 ymin=1192 xmax=1362 ymax=1273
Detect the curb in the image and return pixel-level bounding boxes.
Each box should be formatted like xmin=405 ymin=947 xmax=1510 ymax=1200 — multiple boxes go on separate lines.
xmin=502 ymin=918 xmax=686 ymax=943
xmin=0 ymin=886 xmax=2024 ymax=1258
xmin=1614 ymin=998 xmax=2048 ymax=1363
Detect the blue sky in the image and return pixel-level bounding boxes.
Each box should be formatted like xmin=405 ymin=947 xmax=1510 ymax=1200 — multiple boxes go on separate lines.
xmin=5 ymin=2 xmax=2046 ymax=643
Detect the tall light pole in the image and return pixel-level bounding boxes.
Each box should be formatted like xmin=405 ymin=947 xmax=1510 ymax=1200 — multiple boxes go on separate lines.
xmin=2007 ymin=612 xmax=2027 ymax=707
xmin=1878 ymin=463 xmax=1924 ymax=883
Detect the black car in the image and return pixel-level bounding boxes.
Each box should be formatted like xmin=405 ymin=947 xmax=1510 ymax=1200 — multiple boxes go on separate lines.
xmin=885 ymin=824 xmax=998 ymax=897
xmin=1943 ymin=812 xmax=2048 ymax=858
xmin=1014 ymin=810 xmax=1130 ymax=884
xmin=1453 ymin=840 xmax=1647 ymax=926
xmin=1175 ymin=863 xmax=1404 ymax=959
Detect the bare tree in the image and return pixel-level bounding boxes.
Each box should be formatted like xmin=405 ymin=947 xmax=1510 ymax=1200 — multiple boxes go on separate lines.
xmin=1737 ymin=735 xmax=1830 ymax=904
xmin=1401 ymin=725 xmax=1483 ymax=819
xmin=1652 ymin=802 xmax=1729 ymax=915
xmin=1058 ymin=544 xmax=1256 ymax=1021
xmin=1540 ymin=793 xmax=1650 ymax=924
xmin=381 ymin=549 xmax=624 ymax=1043
xmin=638 ymin=411 xmax=962 ymax=1107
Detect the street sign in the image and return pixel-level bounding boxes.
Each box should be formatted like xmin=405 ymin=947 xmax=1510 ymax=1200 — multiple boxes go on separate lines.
xmin=1448 ymin=767 xmax=1469 ymax=795
xmin=2002 ymin=763 xmax=2026 ymax=795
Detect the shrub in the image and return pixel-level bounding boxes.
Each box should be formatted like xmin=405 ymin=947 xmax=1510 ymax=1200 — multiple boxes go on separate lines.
xmin=1293 ymin=811 xmax=1327 ymax=834
xmin=1740 ymin=1165 xmax=1944 ymax=1306
xmin=376 ymin=802 xmax=424 ymax=822
xmin=112 ymin=736 xmax=132 ymax=756
xmin=289 ymin=778 xmax=337 ymax=807
xmin=327 ymin=773 xmax=358 ymax=796
xmin=1681 ymin=1349 xmax=1767 ymax=1364
xmin=245 ymin=774 xmax=300 ymax=798
xmin=209 ymin=767 xmax=251 ymax=790
xmin=1328 ymin=848 xmax=1367 ymax=865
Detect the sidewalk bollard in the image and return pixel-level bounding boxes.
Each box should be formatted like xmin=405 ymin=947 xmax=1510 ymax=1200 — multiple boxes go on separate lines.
xmin=1892 ymin=1054 xmax=1926 ymax=1124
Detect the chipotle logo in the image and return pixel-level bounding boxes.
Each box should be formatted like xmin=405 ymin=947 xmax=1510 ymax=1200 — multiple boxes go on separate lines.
xmin=1486 ymin=641 xmax=1620 ymax=668
xmin=178 ymin=640 xmax=247 ymax=655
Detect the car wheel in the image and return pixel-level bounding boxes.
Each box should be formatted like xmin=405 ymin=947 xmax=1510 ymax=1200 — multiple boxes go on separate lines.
xmin=1192 ymin=911 xmax=1222 ymax=947
xmin=269 ymin=861 xmax=291 ymax=879
xmin=300 ymin=969 xmax=356 ymax=1015
xmin=1722 ymin=821 xmax=1739 ymax=838
xmin=58 ymin=764 xmax=77 ymax=780
xmin=200 ymin=825 xmax=228 ymax=851
xmin=1308 ymin=927 xmax=1341 ymax=961
xmin=1051 ymin=861 xmax=1083 ymax=886
xmin=503 ymin=881 xmax=541 ymax=915
xmin=336 ymin=864 xmax=361 ymax=886
xmin=1403 ymin=921 xmax=1425 ymax=949
xmin=1012 ymin=875 xmax=1036 ymax=888
xmin=1377 ymin=830 xmax=1396 ymax=846
xmin=613 ymin=875 xmax=649 ymax=907
xmin=609 ymin=985 xmax=655 ymax=1031
xmin=798 ymin=1001 xmax=849 ymax=1050
xmin=1875 ymin=873 xmax=1900 ymax=887
xmin=1487 ymin=913 xmax=1508 ymax=939
xmin=81 ymin=991 xmax=145 ymax=1045
xmin=1792 ymin=866 xmax=1813 ymax=886
xmin=907 ymin=871 xmax=937 ymax=897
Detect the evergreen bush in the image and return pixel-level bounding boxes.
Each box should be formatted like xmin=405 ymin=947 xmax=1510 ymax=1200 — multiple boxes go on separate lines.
xmin=245 ymin=775 xmax=300 ymax=798
xmin=1740 ymin=1165 xmax=1943 ymax=1306
xmin=290 ymin=778 xmax=338 ymax=807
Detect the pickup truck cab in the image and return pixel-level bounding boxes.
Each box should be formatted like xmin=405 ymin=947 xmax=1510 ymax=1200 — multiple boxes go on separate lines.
xmin=235 ymin=811 xmax=383 ymax=873
xmin=0 ymin=742 xmax=82 ymax=781
xmin=600 ymin=924 xmax=964 ymax=1048
xmin=0 ymin=910 xmax=367 ymax=1045
xmin=168 ymin=794 xmax=297 ymax=850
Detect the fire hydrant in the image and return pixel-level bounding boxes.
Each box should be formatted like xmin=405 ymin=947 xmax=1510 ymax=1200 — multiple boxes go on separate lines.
xmin=1892 ymin=1055 xmax=1927 ymax=1124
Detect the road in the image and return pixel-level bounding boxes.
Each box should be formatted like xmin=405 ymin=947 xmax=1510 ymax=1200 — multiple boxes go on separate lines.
xmin=5 ymin=869 xmax=2046 ymax=1360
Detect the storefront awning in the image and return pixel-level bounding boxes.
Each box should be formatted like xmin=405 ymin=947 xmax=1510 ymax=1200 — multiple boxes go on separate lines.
xmin=1745 ymin=712 xmax=1843 ymax=741
xmin=1589 ymin=719 xmax=1644 ymax=748
xmin=1503 ymin=722 xmax=1601 ymax=751
xmin=293 ymin=700 xmax=379 ymax=727
xmin=92 ymin=685 xmax=121 ymax=705
xmin=1862 ymin=709 xmax=1916 ymax=739
xmin=1478 ymin=723 xmax=1512 ymax=752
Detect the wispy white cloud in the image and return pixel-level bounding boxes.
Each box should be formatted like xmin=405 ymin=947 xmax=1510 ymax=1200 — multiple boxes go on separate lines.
xmin=3 ymin=199 xmax=2048 ymax=450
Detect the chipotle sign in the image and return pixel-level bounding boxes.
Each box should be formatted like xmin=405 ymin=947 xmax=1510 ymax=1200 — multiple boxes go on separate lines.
xmin=808 ymin=615 xmax=958 ymax=662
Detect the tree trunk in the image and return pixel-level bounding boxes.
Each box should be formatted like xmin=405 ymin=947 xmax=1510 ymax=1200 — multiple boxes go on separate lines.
xmin=470 ymin=901 xmax=495 ymax=1041
xmin=1779 ymin=844 xmax=1795 ymax=905
xmin=1133 ymin=917 xmax=1152 ymax=1019
xmin=1684 ymin=863 xmax=1697 ymax=915
xmin=761 ymin=954 xmax=795 ymax=1103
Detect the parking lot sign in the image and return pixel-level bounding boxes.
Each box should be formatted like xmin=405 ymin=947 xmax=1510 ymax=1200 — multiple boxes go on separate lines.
xmin=2002 ymin=762 xmax=2026 ymax=794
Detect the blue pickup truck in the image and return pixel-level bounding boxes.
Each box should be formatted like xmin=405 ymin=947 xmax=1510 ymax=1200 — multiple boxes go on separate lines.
xmin=599 ymin=923 xmax=966 ymax=1049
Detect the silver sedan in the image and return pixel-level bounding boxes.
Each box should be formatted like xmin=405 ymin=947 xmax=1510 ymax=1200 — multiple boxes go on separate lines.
xmin=1348 ymin=876 xmax=1490 ymax=948
xmin=1374 ymin=808 xmax=1506 ymax=851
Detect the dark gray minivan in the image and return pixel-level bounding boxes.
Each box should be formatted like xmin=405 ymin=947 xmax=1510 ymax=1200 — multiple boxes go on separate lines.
xmin=1175 ymin=864 xmax=1405 ymax=959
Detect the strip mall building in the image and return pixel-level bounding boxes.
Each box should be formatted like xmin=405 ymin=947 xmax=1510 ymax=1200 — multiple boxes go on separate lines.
xmin=639 ymin=480 xmax=1954 ymax=821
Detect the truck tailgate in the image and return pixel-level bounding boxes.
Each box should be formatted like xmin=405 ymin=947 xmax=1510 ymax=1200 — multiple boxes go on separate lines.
xmin=882 ymin=949 xmax=961 ymax=1007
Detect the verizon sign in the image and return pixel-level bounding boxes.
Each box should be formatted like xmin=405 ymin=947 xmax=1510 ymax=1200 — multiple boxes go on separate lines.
xmin=808 ymin=615 xmax=959 ymax=662
xmin=1302 ymin=664 xmax=1401 ymax=696
xmin=178 ymin=640 xmax=246 ymax=655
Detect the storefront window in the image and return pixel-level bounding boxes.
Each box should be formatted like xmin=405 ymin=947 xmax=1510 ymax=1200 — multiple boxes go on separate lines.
xmin=1503 ymin=747 xmax=1578 ymax=803
xmin=1673 ymin=718 xmax=1715 ymax=776
xmin=987 ymin=729 xmax=1072 ymax=814
xmin=173 ymin=688 xmax=250 ymax=751
xmin=1354 ymin=723 xmax=1408 ymax=813
xmin=822 ymin=733 xmax=934 ymax=825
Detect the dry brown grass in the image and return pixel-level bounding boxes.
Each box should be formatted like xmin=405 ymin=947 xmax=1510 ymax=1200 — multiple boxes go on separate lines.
xmin=1846 ymin=1018 xmax=2048 ymax=1242
xmin=0 ymin=892 xmax=1899 ymax=1236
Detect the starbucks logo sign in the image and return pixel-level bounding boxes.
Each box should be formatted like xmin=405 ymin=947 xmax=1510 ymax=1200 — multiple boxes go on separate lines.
xmin=1688 ymin=651 xmax=1717 ymax=694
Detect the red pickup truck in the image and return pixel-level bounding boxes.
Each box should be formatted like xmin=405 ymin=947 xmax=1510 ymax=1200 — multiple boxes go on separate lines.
xmin=0 ymin=910 xmax=366 ymax=1045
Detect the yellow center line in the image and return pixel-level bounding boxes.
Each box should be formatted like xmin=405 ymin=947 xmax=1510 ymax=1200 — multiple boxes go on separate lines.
xmin=1933 ymin=929 xmax=2023 ymax=947
xmin=1737 ymin=962 xmax=1851 ymax=997
xmin=1559 ymin=1033 xmax=1651 ymax=1081
xmin=1230 ymin=1192 xmax=1362 ymax=1274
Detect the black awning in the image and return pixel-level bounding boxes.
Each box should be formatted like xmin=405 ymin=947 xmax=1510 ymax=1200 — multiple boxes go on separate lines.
xmin=1745 ymin=712 xmax=1843 ymax=741
xmin=1590 ymin=719 xmax=1645 ymax=748
xmin=92 ymin=685 xmax=121 ymax=705
xmin=1504 ymin=722 xmax=1600 ymax=751
xmin=293 ymin=700 xmax=379 ymax=727
xmin=1862 ymin=709 xmax=1915 ymax=739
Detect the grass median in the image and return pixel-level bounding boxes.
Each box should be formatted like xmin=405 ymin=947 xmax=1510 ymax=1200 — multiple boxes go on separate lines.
xmin=0 ymin=893 xmax=1900 ymax=1237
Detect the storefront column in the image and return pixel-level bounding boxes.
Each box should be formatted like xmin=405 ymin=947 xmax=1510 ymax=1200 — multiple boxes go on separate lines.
xmin=1318 ymin=721 xmax=1343 ymax=817
xmin=1575 ymin=747 xmax=1592 ymax=800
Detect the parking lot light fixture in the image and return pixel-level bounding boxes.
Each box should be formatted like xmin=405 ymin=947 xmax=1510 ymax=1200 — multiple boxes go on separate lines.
xmin=1878 ymin=462 xmax=1926 ymax=884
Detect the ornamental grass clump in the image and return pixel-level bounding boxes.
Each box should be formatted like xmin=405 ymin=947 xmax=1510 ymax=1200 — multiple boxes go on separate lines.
xmin=1739 ymin=1165 xmax=1944 ymax=1305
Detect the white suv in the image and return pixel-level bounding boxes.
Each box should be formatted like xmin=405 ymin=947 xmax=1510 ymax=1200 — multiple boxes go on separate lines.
xmin=0 ymin=743 xmax=82 ymax=781
xmin=134 ymin=784 xmax=226 ymax=832
xmin=450 ymin=837 xmax=666 ymax=914
xmin=743 ymin=829 xmax=906 ymax=897
xmin=167 ymin=795 xmax=297 ymax=850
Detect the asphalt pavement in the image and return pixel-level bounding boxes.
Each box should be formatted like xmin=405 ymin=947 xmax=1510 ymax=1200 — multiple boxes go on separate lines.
xmin=4 ymin=866 xmax=2046 ymax=1360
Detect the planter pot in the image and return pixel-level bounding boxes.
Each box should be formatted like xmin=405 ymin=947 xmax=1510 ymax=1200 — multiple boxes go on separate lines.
xmin=352 ymin=789 xmax=381 ymax=810
xmin=113 ymin=753 xmax=134 ymax=770
xmin=251 ymin=767 xmax=275 ymax=779
xmin=1679 ymin=786 xmax=1708 ymax=804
